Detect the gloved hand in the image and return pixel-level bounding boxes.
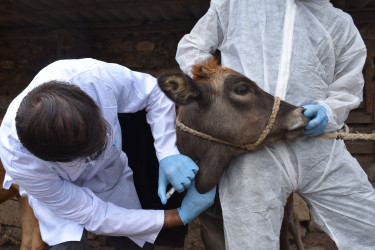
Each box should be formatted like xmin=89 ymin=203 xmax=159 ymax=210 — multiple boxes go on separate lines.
xmin=303 ymin=104 xmax=328 ymax=137
xmin=177 ymin=180 xmax=216 ymax=225
xmin=158 ymin=154 xmax=199 ymax=205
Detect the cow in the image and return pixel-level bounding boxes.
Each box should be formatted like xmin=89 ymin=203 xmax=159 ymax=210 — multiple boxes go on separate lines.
xmin=158 ymin=59 xmax=309 ymax=250
xmin=0 ymin=119 xmax=45 ymax=250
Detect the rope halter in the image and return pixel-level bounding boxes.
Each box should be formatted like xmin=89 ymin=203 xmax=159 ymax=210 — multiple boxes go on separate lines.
xmin=176 ymin=96 xmax=281 ymax=151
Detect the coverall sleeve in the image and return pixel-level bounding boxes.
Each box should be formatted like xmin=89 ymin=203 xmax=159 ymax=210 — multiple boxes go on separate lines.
xmin=4 ymin=148 xmax=164 ymax=242
xmin=176 ymin=2 xmax=223 ymax=76
xmin=317 ymin=13 xmax=367 ymax=132
xmin=113 ymin=67 xmax=180 ymax=161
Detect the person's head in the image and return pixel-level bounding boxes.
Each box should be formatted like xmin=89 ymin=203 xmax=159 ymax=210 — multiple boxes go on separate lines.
xmin=15 ymin=81 xmax=110 ymax=162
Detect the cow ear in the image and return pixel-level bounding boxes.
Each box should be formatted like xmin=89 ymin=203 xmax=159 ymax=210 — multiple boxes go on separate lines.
xmin=158 ymin=73 xmax=200 ymax=106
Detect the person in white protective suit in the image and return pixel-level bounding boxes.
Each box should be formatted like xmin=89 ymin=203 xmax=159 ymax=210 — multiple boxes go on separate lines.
xmin=0 ymin=58 xmax=216 ymax=249
xmin=176 ymin=0 xmax=375 ymax=249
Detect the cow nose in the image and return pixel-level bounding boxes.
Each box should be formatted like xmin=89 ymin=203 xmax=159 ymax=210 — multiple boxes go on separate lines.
xmin=300 ymin=106 xmax=311 ymax=122
xmin=287 ymin=107 xmax=310 ymax=130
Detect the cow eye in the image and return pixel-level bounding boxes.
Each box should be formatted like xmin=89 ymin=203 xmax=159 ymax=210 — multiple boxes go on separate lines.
xmin=234 ymin=85 xmax=250 ymax=95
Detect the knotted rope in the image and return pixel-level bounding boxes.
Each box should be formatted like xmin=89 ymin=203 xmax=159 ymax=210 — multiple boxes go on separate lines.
xmin=176 ymin=97 xmax=375 ymax=151
xmin=317 ymin=125 xmax=375 ymax=141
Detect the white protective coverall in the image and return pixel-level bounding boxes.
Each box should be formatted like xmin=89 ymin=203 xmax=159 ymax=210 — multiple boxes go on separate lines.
xmin=176 ymin=0 xmax=375 ymax=249
xmin=0 ymin=58 xmax=180 ymax=247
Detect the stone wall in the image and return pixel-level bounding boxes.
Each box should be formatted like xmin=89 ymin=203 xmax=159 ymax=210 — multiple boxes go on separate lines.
xmin=0 ymin=31 xmax=183 ymax=117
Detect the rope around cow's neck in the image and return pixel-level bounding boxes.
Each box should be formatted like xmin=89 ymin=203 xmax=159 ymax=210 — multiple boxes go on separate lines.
xmin=176 ymin=97 xmax=375 ymax=151
xmin=176 ymin=96 xmax=281 ymax=151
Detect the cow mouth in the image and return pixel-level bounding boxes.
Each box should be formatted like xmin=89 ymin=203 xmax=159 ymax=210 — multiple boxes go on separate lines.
xmin=285 ymin=127 xmax=305 ymax=140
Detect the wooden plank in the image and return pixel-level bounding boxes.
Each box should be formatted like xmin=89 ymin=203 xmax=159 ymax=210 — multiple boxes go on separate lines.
xmin=345 ymin=141 xmax=374 ymax=154
xmin=361 ymin=25 xmax=375 ymax=39
xmin=0 ymin=0 xmax=209 ymax=17
xmin=0 ymin=19 xmax=197 ymax=40
xmin=89 ymin=21 xmax=198 ymax=36
xmin=349 ymin=8 xmax=375 ymax=13
xmin=0 ymin=5 xmax=63 ymax=29
xmin=365 ymin=50 xmax=375 ymax=113
xmin=350 ymin=11 xmax=375 ymax=23
xmin=0 ymin=28 xmax=54 ymax=40
xmin=346 ymin=111 xmax=373 ymax=124
xmin=352 ymin=154 xmax=375 ymax=168
xmin=343 ymin=124 xmax=375 ymax=133
xmin=356 ymin=101 xmax=366 ymax=110
xmin=0 ymin=0 xmax=210 ymax=26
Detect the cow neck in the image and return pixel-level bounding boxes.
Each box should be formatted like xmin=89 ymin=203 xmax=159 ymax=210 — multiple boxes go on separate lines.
xmin=176 ymin=96 xmax=281 ymax=151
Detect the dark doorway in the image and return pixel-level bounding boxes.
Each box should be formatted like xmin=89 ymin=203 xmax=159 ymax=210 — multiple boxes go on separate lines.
xmin=118 ymin=111 xmax=187 ymax=247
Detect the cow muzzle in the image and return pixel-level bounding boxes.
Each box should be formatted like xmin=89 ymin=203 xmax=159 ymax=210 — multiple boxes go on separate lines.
xmin=282 ymin=107 xmax=310 ymax=139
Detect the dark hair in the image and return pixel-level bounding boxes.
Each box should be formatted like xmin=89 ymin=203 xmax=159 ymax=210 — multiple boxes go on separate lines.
xmin=15 ymin=81 xmax=110 ymax=162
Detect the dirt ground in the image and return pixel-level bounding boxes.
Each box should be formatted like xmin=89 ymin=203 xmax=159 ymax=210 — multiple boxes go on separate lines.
xmin=0 ymin=217 xmax=338 ymax=250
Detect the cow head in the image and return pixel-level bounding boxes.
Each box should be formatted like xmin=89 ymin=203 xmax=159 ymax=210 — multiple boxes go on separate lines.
xmin=158 ymin=59 xmax=309 ymax=193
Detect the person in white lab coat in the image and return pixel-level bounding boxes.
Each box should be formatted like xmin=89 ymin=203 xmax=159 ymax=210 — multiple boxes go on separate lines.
xmin=176 ymin=0 xmax=375 ymax=249
xmin=0 ymin=58 xmax=216 ymax=250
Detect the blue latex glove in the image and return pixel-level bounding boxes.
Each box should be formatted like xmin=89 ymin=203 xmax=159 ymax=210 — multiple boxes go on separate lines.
xmin=303 ymin=104 xmax=328 ymax=137
xmin=158 ymin=154 xmax=199 ymax=205
xmin=177 ymin=181 xmax=216 ymax=225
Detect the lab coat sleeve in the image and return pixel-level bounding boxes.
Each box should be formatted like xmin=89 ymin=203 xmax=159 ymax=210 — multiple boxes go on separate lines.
xmin=5 ymin=150 xmax=164 ymax=242
xmin=317 ymin=13 xmax=367 ymax=132
xmin=176 ymin=2 xmax=223 ymax=76
xmin=115 ymin=68 xmax=180 ymax=161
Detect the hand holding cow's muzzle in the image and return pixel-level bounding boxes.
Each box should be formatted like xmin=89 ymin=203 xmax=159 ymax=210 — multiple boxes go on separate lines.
xmin=158 ymin=154 xmax=199 ymax=205
xmin=178 ymin=180 xmax=216 ymax=225
xmin=303 ymin=104 xmax=328 ymax=136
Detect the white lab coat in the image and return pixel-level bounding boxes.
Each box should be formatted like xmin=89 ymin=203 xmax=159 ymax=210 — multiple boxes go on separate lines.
xmin=0 ymin=58 xmax=180 ymax=247
xmin=176 ymin=0 xmax=375 ymax=249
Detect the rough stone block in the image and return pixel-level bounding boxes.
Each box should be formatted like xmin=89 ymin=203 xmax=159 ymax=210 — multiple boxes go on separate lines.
xmin=365 ymin=162 xmax=375 ymax=183
xmin=184 ymin=218 xmax=204 ymax=250
xmin=293 ymin=193 xmax=310 ymax=222
xmin=303 ymin=232 xmax=337 ymax=250
xmin=0 ymin=61 xmax=15 ymax=70
xmin=135 ymin=41 xmax=155 ymax=55
xmin=0 ymin=199 xmax=21 ymax=227
xmin=308 ymin=216 xmax=324 ymax=233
